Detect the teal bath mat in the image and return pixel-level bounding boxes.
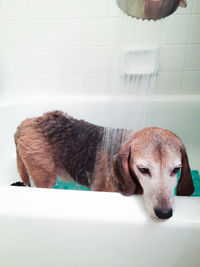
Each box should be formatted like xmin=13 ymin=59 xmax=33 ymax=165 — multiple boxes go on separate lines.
xmin=54 ymin=179 xmax=90 ymax=191
xmin=54 ymin=170 xmax=200 ymax=196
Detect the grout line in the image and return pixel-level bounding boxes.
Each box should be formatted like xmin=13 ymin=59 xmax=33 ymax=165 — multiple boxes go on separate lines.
xmin=0 ymin=16 xmax=122 ymax=23
xmin=0 ymin=71 xmax=114 ymax=75
xmin=0 ymin=70 xmax=199 ymax=76
xmin=0 ymin=13 xmax=199 ymax=23
xmin=0 ymin=43 xmax=199 ymax=50
xmin=1 ymin=94 xmax=200 ymax=100
xmin=179 ymin=13 xmax=194 ymax=93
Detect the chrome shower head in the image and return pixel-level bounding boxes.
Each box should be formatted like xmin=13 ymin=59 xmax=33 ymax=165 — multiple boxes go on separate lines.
xmin=116 ymin=0 xmax=187 ymax=20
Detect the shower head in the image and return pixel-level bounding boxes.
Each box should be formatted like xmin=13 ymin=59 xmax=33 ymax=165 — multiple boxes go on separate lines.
xmin=116 ymin=0 xmax=187 ymax=20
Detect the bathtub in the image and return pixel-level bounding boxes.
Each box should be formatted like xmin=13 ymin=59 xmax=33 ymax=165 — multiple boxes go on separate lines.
xmin=0 ymin=95 xmax=200 ymax=267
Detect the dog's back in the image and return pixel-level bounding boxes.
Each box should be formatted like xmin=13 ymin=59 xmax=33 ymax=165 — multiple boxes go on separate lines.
xmin=35 ymin=111 xmax=104 ymax=186
xmin=15 ymin=111 xmax=104 ymax=187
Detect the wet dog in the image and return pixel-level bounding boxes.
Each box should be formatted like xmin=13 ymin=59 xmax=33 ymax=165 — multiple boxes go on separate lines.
xmin=15 ymin=111 xmax=194 ymax=219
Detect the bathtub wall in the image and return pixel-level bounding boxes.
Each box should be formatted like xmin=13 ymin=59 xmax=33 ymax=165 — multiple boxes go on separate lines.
xmin=0 ymin=0 xmax=199 ymax=96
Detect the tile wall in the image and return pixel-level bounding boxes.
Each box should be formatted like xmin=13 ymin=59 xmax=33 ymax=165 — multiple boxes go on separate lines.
xmin=0 ymin=0 xmax=199 ymax=96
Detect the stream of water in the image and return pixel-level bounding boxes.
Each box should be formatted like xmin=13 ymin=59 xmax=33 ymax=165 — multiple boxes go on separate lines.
xmin=102 ymin=13 xmax=164 ymax=155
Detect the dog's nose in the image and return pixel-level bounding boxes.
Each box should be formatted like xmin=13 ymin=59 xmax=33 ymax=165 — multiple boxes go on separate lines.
xmin=154 ymin=208 xmax=173 ymax=219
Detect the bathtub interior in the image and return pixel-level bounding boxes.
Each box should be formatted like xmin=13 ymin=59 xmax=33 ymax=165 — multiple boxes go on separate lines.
xmin=0 ymin=96 xmax=200 ymax=267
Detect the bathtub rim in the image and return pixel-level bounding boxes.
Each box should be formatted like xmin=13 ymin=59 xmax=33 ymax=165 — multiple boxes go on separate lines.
xmin=0 ymin=186 xmax=200 ymax=226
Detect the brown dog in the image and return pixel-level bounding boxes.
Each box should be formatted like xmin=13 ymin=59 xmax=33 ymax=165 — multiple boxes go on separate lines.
xmin=15 ymin=110 xmax=194 ymax=219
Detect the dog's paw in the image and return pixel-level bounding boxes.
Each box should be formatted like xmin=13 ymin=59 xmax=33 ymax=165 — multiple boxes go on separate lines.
xmin=10 ymin=181 xmax=26 ymax=186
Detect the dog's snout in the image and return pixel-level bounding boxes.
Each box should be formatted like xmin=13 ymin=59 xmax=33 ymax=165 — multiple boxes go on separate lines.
xmin=154 ymin=208 xmax=173 ymax=219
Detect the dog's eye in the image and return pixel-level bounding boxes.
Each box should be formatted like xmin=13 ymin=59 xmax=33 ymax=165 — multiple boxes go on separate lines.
xmin=171 ymin=167 xmax=181 ymax=175
xmin=138 ymin=168 xmax=150 ymax=175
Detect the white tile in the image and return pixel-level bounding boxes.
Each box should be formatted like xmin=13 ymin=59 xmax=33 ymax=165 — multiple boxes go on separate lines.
xmin=107 ymin=0 xmax=121 ymax=16
xmin=120 ymin=18 xmax=164 ymax=47
xmin=0 ymin=0 xmax=200 ymax=98
xmin=192 ymin=0 xmax=200 ymax=14
xmin=0 ymin=47 xmax=118 ymax=73
xmin=162 ymin=15 xmax=190 ymax=44
xmin=0 ymin=74 xmax=40 ymax=95
xmin=0 ymin=21 xmax=30 ymax=48
xmin=175 ymin=0 xmax=194 ymax=15
xmin=57 ymin=47 xmax=118 ymax=72
xmin=105 ymin=17 xmax=122 ymax=46
xmin=0 ymin=0 xmax=115 ymax=20
xmin=185 ymin=44 xmax=200 ymax=70
xmin=0 ymin=49 xmax=59 ymax=73
xmin=39 ymin=73 xmax=111 ymax=94
xmin=0 ymin=0 xmax=28 ymax=20
xmin=189 ymin=15 xmax=200 ymax=43
xmin=181 ymin=71 xmax=200 ymax=93
xmin=154 ymin=72 xmax=182 ymax=94
xmin=158 ymin=45 xmax=187 ymax=71
xmin=38 ymin=73 xmax=84 ymax=94
xmin=0 ymin=17 xmax=128 ymax=48
xmin=0 ymin=73 xmax=111 ymax=95
xmin=0 ymin=19 xmax=107 ymax=48
xmin=81 ymin=73 xmax=111 ymax=93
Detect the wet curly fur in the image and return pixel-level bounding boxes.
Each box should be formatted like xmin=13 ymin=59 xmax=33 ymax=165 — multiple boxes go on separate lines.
xmin=35 ymin=111 xmax=104 ymax=187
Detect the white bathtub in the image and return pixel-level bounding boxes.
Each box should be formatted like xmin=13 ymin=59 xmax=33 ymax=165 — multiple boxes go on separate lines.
xmin=0 ymin=95 xmax=200 ymax=267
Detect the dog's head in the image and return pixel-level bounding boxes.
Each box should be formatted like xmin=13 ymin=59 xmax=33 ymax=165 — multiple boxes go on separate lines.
xmin=113 ymin=127 xmax=194 ymax=220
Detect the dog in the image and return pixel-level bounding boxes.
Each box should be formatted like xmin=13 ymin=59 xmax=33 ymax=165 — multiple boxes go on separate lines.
xmin=15 ymin=110 xmax=194 ymax=219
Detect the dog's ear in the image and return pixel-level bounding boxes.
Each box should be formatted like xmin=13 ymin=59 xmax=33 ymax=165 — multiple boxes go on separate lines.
xmin=177 ymin=145 xmax=194 ymax=196
xmin=113 ymin=146 xmax=136 ymax=196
